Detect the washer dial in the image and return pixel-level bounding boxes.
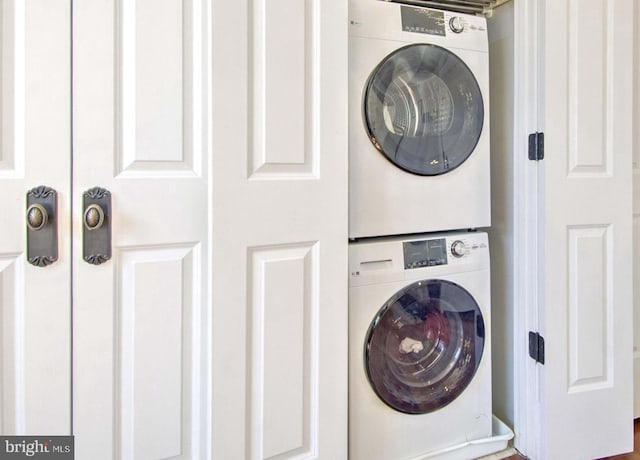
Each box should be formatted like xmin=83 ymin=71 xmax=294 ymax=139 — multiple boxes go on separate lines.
xmin=451 ymin=240 xmax=466 ymax=258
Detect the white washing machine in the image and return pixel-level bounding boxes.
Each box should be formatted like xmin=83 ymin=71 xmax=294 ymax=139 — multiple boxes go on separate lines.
xmin=349 ymin=231 xmax=492 ymax=460
xmin=349 ymin=1 xmax=490 ymax=239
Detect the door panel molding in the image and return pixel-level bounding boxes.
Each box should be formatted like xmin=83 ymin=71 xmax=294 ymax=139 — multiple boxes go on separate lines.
xmin=117 ymin=245 xmax=202 ymax=459
xmin=115 ymin=0 xmax=204 ymax=177
xmin=0 ymin=255 xmax=22 ymax=434
xmin=567 ymin=224 xmax=612 ymax=391
xmin=0 ymin=0 xmax=25 ymax=178
xmin=566 ymin=0 xmax=612 ymax=177
xmin=249 ymin=0 xmax=320 ymax=179
xmin=247 ymin=242 xmax=318 ymax=459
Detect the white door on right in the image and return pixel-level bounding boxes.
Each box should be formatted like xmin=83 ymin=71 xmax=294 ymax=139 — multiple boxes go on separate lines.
xmin=539 ymin=0 xmax=634 ymax=458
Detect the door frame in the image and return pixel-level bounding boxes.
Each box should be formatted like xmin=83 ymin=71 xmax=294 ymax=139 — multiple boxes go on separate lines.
xmin=633 ymin=0 xmax=640 ymax=421
xmin=511 ymin=0 xmax=541 ymax=457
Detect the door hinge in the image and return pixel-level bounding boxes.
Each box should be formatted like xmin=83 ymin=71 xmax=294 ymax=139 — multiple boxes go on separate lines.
xmin=528 ymin=331 xmax=545 ymax=364
xmin=528 ymin=132 xmax=544 ymax=161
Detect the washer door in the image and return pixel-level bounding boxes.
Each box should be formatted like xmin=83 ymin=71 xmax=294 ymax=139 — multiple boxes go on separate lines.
xmin=363 ymin=44 xmax=484 ymax=176
xmin=365 ymin=279 xmax=484 ymax=414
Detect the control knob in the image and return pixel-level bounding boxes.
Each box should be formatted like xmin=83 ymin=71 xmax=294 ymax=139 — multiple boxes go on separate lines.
xmin=449 ymin=16 xmax=465 ymax=34
xmin=451 ymin=240 xmax=466 ymax=258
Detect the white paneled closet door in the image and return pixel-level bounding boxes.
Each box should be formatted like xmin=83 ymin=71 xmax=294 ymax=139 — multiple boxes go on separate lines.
xmin=74 ymin=0 xmax=348 ymax=458
xmin=72 ymin=1 xmax=211 ymax=458
xmin=210 ymin=0 xmax=348 ymax=458
xmin=535 ymin=0 xmax=634 ymax=458
xmin=0 ymin=0 xmax=71 ymax=435
xmin=0 ymin=0 xmax=347 ymax=457
xmin=73 ymin=0 xmax=348 ymax=458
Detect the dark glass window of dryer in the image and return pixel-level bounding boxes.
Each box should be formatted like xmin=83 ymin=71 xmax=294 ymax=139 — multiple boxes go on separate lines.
xmin=363 ymin=43 xmax=484 ymax=176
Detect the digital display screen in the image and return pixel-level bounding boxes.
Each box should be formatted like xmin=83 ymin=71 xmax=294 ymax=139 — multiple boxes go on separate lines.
xmin=403 ymin=238 xmax=448 ymax=269
xmin=400 ymin=6 xmax=446 ymax=36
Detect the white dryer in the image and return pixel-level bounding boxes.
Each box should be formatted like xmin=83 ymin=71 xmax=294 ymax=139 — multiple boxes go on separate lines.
xmin=349 ymin=231 xmax=492 ymax=460
xmin=349 ymin=1 xmax=490 ymax=239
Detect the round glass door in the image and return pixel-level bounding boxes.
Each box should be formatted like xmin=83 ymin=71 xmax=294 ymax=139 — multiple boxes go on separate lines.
xmin=365 ymin=279 xmax=484 ymax=414
xmin=363 ymin=44 xmax=484 ymax=176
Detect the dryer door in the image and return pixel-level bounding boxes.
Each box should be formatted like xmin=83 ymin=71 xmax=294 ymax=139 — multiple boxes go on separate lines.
xmin=363 ymin=44 xmax=484 ymax=176
xmin=365 ymin=279 xmax=484 ymax=414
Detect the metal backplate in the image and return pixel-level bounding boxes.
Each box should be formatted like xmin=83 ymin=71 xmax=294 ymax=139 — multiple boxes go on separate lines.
xmin=26 ymin=186 xmax=58 ymax=267
xmin=83 ymin=187 xmax=111 ymax=265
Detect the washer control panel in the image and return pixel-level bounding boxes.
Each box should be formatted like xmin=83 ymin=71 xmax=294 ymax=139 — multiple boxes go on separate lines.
xmin=402 ymin=235 xmax=483 ymax=270
xmin=403 ymin=238 xmax=448 ymax=269
xmin=349 ymin=232 xmax=489 ymax=287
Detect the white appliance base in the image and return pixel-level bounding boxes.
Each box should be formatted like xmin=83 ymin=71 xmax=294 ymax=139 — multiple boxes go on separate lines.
xmin=410 ymin=416 xmax=514 ymax=460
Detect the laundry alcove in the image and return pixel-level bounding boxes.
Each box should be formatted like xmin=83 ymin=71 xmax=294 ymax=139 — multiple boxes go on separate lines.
xmin=1 ymin=0 xmax=638 ymax=459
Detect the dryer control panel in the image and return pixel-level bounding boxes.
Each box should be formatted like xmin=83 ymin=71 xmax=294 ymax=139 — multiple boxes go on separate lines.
xmin=349 ymin=1 xmax=489 ymax=53
xmin=400 ymin=6 xmax=446 ymax=36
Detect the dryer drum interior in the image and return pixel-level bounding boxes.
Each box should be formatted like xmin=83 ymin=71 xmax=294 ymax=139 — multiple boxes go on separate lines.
xmin=363 ymin=43 xmax=484 ymax=176
xmin=364 ymin=279 xmax=485 ymax=414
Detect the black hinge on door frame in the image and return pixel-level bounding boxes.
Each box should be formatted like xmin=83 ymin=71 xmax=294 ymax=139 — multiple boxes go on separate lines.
xmin=528 ymin=132 xmax=545 ymax=160
xmin=528 ymin=331 xmax=545 ymax=364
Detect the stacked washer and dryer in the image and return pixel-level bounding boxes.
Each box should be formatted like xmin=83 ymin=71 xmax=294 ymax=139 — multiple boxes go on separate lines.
xmin=348 ymin=1 xmax=495 ymax=459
